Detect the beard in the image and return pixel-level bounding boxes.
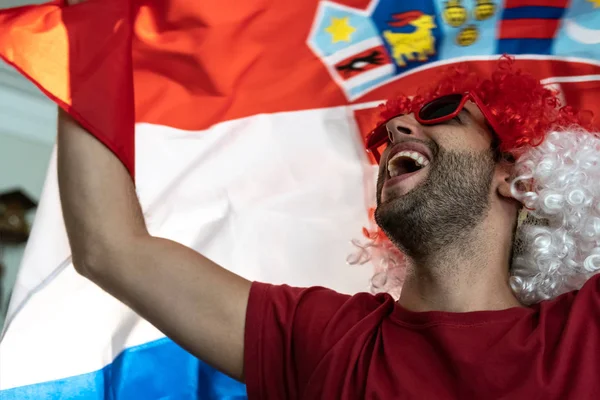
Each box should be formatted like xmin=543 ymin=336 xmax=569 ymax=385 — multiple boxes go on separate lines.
xmin=374 ymin=146 xmax=496 ymax=260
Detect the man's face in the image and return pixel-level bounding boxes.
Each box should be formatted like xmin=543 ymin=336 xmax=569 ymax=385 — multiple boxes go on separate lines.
xmin=374 ymin=102 xmax=498 ymax=259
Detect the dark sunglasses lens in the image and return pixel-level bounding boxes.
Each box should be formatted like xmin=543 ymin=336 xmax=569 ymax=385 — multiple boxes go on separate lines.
xmin=419 ymin=94 xmax=463 ymax=121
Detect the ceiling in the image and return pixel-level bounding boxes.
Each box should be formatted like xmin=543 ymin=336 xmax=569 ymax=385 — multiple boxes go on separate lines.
xmin=0 ymin=0 xmax=57 ymax=146
xmin=0 ymin=0 xmax=58 ymax=201
xmin=2 ymin=0 xmax=46 ymax=7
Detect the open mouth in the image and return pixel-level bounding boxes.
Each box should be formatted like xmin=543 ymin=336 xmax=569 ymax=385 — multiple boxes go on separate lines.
xmin=387 ymin=151 xmax=430 ymax=178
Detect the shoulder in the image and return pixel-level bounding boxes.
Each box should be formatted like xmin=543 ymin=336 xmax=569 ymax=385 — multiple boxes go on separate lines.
xmin=537 ymin=272 xmax=600 ymax=317
xmin=244 ymin=284 xmax=397 ymax=397
xmin=573 ymin=272 xmax=600 ymax=306
xmin=248 ymin=282 xmax=396 ymax=340
xmin=249 ymin=281 xmax=395 ymax=315
xmin=568 ymin=272 xmax=600 ymax=304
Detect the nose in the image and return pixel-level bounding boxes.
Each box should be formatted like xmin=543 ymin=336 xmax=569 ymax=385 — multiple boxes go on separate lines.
xmin=386 ymin=114 xmax=424 ymax=144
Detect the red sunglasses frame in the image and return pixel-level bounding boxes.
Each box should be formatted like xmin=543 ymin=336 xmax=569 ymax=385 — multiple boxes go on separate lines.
xmin=366 ymin=92 xmax=501 ymax=162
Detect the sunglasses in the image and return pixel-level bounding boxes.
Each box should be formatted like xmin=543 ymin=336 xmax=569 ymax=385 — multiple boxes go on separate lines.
xmin=366 ymin=92 xmax=500 ymax=162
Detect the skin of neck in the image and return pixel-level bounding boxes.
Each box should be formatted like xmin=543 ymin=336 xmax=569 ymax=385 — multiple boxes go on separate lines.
xmin=397 ymin=194 xmax=522 ymax=313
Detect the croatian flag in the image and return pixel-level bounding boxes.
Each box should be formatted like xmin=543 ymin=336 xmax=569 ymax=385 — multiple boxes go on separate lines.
xmin=1 ymin=0 xmax=600 ymax=398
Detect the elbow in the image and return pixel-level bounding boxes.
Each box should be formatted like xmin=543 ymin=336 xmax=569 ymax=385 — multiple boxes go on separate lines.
xmin=68 ymin=235 xmax=117 ymax=281
xmin=69 ymin=233 xmax=149 ymax=282
xmin=70 ymin=246 xmax=103 ymax=280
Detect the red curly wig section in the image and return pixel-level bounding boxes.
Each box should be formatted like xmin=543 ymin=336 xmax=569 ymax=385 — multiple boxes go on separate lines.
xmin=377 ymin=56 xmax=594 ymax=153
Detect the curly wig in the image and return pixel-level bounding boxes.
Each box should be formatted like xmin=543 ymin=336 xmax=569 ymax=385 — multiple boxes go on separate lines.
xmin=349 ymin=56 xmax=599 ymax=304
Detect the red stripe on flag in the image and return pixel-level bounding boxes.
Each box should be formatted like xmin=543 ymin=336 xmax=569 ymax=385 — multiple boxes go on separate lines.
xmin=334 ymin=46 xmax=391 ymax=81
xmin=558 ymin=80 xmax=600 ymax=122
xmin=3 ymin=2 xmax=600 ymax=136
xmin=504 ymin=0 xmax=568 ymax=7
xmin=499 ymin=19 xmax=560 ymax=39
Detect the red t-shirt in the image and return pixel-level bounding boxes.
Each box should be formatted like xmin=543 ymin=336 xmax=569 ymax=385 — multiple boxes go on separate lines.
xmin=244 ymin=274 xmax=600 ymax=399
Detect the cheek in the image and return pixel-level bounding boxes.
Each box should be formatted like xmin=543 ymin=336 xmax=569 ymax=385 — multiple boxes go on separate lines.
xmin=428 ymin=130 xmax=463 ymax=151
xmin=471 ymin=126 xmax=495 ymax=150
xmin=433 ymin=126 xmax=493 ymax=152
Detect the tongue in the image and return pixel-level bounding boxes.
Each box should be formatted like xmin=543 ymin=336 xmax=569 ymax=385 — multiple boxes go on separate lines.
xmin=388 ymin=152 xmax=431 ymax=178
xmin=394 ymin=158 xmax=421 ymax=176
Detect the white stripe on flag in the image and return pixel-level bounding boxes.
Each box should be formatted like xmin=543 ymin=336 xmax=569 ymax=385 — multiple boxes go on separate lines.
xmin=0 ymin=106 xmax=376 ymax=390
xmin=346 ymin=64 xmax=396 ymax=89
xmin=324 ymin=37 xmax=384 ymax=65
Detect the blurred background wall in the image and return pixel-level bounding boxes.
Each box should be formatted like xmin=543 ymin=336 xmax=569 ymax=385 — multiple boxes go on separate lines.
xmin=0 ymin=0 xmax=55 ymax=329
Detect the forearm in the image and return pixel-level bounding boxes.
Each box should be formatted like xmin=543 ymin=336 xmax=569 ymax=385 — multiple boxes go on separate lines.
xmin=57 ymin=108 xmax=147 ymax=272
xmin=56 ymin=108 xmax=250 ymax=379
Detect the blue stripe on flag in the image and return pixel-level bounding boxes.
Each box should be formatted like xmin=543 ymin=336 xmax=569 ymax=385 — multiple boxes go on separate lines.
xmin=497 ymin=38 xmax=554 ymax=55
xmin=502 ymin=6 xmax=566 ymax=20
xmin=1 ymin=337 xmax=247 ymax=399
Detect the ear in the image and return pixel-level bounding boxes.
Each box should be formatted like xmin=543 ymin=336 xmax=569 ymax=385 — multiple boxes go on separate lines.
xmin=495 ymin=160 xmax=514 ymax=199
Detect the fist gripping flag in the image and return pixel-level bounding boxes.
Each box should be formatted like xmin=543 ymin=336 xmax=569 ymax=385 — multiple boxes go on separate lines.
xmin=0 ymin=0 xmax=135 ymax=174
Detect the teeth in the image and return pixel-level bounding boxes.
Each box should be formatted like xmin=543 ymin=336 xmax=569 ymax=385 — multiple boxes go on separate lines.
xmin=387 ymin=150 xmax=430 ymax=178
xmin=389 ymin=151 xmax=430 ymax=167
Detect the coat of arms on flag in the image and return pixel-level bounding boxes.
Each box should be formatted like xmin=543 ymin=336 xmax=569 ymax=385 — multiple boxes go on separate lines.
xmin=308 ymin=0 xmax=442 ymax=100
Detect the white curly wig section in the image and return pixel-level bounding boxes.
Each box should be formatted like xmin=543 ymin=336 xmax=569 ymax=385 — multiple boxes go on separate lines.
xmin=349 ymin=128 xmax=600 ymax=305
xmin=510 ymin=128 xmax=600 ymax=304
xmin=347 ymin=235 xmax=406 ymax=300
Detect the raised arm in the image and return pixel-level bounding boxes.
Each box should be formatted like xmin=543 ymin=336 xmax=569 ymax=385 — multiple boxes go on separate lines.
xmin=57 ymin=108 xmax=251 ymax=380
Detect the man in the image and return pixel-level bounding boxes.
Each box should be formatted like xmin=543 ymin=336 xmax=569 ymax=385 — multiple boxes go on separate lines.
xmin=57 ymin=3 xmax=600 ymax=397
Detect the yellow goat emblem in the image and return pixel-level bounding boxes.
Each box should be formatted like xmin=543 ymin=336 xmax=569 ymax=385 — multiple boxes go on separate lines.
xmin=383 ymin=13 xmax=437 ymax=67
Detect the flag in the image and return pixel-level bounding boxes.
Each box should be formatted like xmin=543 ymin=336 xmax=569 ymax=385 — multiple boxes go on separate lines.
xmin=1 ymin=0 xmax=600 ymax=398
